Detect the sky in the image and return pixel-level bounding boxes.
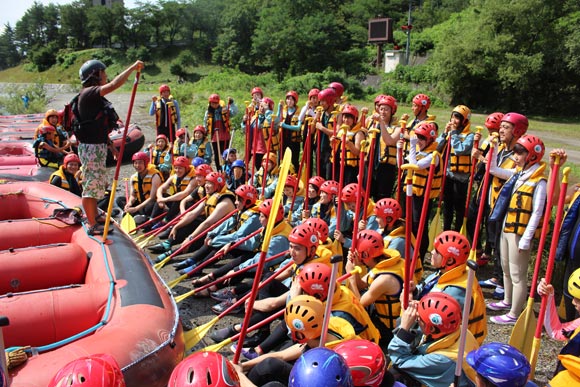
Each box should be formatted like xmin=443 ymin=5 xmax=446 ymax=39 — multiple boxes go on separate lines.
xmin=1 ymin=0 xmax=137 ymax=31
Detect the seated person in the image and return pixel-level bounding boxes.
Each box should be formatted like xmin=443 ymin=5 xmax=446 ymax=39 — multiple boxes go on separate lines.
xmin=34 ymin=125 xmax=70 ymax=168
xmin=49 ymin=153 xmax=83 ymax=196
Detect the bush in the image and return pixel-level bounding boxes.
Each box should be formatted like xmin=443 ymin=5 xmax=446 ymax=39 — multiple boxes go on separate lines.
xmin=56 ymin=50 xmax=80 ymax=69
xmin=29 ymin=43 xmax=58 ymax=72
xmin=126 ymin=46 xmax=152 ymax=62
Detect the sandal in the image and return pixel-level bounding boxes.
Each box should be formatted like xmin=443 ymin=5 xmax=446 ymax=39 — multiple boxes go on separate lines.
xmin=95 ymin=214 xmax=108 ymax=224
xmin=192 ymin=285 xmax=218 ymax=298
xmin=192 ymin=274 xmax=213 ymax=287
xmin=487 ymin=300 xmax=511 ymax=311
xmin=87 ymin=223 xmax=113 ymax=236
xmin=490 ymin=314 xmax=517 ymax=325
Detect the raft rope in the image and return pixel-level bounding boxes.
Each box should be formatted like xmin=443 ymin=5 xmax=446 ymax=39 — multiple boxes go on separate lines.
xmin=5 ymin=224 xmax=116 ymax=356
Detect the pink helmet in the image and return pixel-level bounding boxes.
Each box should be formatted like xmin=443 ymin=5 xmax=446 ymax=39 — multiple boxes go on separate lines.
xmin=329 ymin=82 xmax=344 ymax=98
xmin=39 ymin=125 xmax=56 ymax=135
xmin=159 ymin=84 xmax=170 ymax=94
xmin=208 ymin=93 xmax=220 ymax=103
xmin=64 ymin=153 xmax=82 ymax=168
xmin=251 ymin=86 xmax=263 ymax=96
xmin=308 ymin=88 xmax=320 ymax=98
xmin=167 ymin=352 xmax=240 ymax=387
xmin=502 ymin=112 xmax=529 ymax=138
xmin=48 ymin=354 xmax=125 ymax=387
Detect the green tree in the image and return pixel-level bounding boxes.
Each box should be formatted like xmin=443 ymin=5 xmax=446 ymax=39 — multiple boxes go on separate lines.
xmin=87 ymin=5 xmax=116 ymax=47
xmin=60 ymin=0 xmax=91 ymax=49
xmin=0 ymin=25 xmax=21 ymax=70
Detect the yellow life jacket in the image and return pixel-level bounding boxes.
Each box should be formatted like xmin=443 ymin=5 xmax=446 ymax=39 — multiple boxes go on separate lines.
xmin=131 ymin=165 xmax=163 ymax=203
xmin=282 ymin=106 xmax=302 ymax=142
xmin=155 ymin=97 xmax=178 ymax=128
xmin=412 ymin=142 xmax=442 ymax=199
xmin=425 ymin=329 xmax=478 ymax=382
xmin=330 ymin=285 xmax=381 ymax=344
xmin=550 ymin=354 xmax=580 ymax=386
xmin=448 ymin=125 xmax=473 ymax=174
xmin=489 ymin=143 xmax=516 ymax=208
xmin=189 ymin=138 xmax=209 ymax=159
xmin=341 ymin=125 xmax=368 ymax=167
xmin=384 ymin=225 xmax=422 ymax=283
xmin=434 ymin=265 xmax=487 ymax=344
xmin=49 ymin=166 xmax=70 ymax=190
xmin=204 ymin=185 xmax=235 ymax=218
xmin=254 ymin=165 xmax=280 ymax=190
xmin=378 ymin=125 xmax=398 ymax=166
xmin=206 ymin=101 xmax=232 ymax=140
xmin=261 ymin=113 xmax=280 ymax=153
xmin=170 ymin=167 xmax=196 ymax=194
xmin=324 ymin=316 xmax=358 ymax=349
xmin=503 ymin=162 xmax=547 ymax=237
xmin=366 ymin=252 xmax=405 ymax=329
xmin=152 ymin=146 xmax=170 ymax=168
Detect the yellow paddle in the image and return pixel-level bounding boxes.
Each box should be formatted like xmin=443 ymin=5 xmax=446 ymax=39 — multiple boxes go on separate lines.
xmin=120 ymin=179 xmax=136 ymax=235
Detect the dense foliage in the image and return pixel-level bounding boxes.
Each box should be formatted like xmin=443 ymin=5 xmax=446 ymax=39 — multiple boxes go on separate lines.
xmin=1 ymin=0 xmax=578 ymax=116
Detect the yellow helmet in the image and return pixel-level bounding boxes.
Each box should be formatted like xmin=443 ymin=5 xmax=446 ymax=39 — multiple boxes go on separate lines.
xmin=285 ymin=295 xmax=324 ymax=343
xmin=45 ymin=109 xmax=59 ymax=119
xmin=452 ymin=105 xmax=471 ymax=123
xmin=568 ymin=268 xmax=580 ymax=299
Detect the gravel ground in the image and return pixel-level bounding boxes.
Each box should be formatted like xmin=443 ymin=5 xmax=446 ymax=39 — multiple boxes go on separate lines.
xmin=44 ymin=90 xmax=564 ymax=386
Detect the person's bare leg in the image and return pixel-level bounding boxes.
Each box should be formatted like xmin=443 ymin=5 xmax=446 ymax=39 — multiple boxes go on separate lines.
xmin=82 ymin=197 xmax=98 ymax=226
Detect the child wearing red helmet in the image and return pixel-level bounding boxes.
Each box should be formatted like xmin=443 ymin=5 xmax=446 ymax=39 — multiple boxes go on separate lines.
xmin=204 ymin=93 xmax=238 ymax=171
xmin=149 ymin=84 xmax=180 ymax=139
xmin=49 ymin=153 xmax=83 ymax=196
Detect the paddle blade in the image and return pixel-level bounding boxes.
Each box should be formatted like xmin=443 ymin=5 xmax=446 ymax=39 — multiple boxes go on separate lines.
xmin=138 ymin=235 xmax=155 ymax=249
xmin=509 ymin=299 xmax=537 ymax=359
xmin=121 ymin=213 xmax=136 ymax=235
xmin=428 ymin=209 xmax=441 ymax=251
xmin=167 ymin=273 xmax=188 ymax=289
xmin=175 ymin=289 xmax=197 ymax=304
xmin=153 ymin=255 xmax=171 ymax=271
xmin=184 ymin=317 xmax=220 ymax=350
xmin=200 ymin=337 xmax=234 ymax=353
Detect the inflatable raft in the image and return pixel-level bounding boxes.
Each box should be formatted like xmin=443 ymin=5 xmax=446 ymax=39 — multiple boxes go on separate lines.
xmin=0 ymin=181 xmax=184 ymax=386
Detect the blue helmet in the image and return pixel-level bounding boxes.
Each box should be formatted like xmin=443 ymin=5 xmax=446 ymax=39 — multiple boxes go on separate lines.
xmin=289 ymin=347 xmax=353 ymax=387
xmin=466 ymin=342 xmax=531 ymax=387
xmin=192 ymin=157 xmax=206 ymax=167
xmin=222 ymin=148 xmax=237 ymax=160
xmin=232 ymin=159 xmax=246 ymax=169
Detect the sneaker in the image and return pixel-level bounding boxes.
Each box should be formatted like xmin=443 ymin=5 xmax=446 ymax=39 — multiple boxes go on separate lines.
xmin=492 ymin=286 xmax=505 ymax=300
xmin=210 ymin=287 xmax=236 ymax=302
xmin=230 ymin=344 xmax=259 ymax=360
xmin=487 ymin=300 xmax=511 ymax=311
xmin=209 ymin=326 xmax=237 ymax=343
xmin=479 ymin=278 xmax=499 ymax=289
xmin=211 ymin=299 xmax=240 ymax=314
xmin=154 ymin=250 xmax=173 ymax=263
xmin=147 ymin=241 xmax=171 ymax=253
xmin=174 ymin=259 xmax=195 ymax=271
xmin=151 ymin=221 xmax=166 ymax=230
xmin=243 ymin=329 xmax=270 ymax=347
xmin=490 ymin=314 xmax=517 ymax=325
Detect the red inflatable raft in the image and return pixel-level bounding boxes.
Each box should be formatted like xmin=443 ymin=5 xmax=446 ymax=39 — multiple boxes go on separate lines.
xmin=0 ymin=181 xmax=184 ymax=386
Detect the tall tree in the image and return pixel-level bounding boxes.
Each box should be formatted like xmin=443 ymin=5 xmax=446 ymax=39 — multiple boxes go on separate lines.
xmin=60 ymin=0 xmax=91 ymax=49
xmin=0 ymin=25 xmax=21 ymax=70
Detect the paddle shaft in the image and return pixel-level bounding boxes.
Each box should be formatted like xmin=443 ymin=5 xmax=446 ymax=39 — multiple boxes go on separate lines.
xmin=454 ymin=260 xmax=478 ymax=387
xmin=461 ymin=127 xmax=482 ymax=225
xmin=396 ymin=120 xmax=407 ymax=204
xmin=351 ymin=140 xmax=368 ymax=250
xmin=469 ymin=139 xmax=495 ymax=258
xmin=363 ymin=129 xmax=379 ymax=213
xmin=320 ymin=254 xmax=342 ymax=346
xmin=103 ymin=70 xmax=141 ymax=241
xmin=144 ymin=197 xmax=207 ymax=238
xmin=403 ymin=166 xmax=415 ymax=309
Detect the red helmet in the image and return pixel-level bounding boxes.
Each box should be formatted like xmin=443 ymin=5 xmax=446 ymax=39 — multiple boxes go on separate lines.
xmin=374 ymin=94 xmax=387 ymax=105
xmin=289 ymin=224 xmax=319 ymax=250
xmin=195 ymin=163 xmax=213 ymax=177
xmin=176 ymin=127 xmax=187 ymax=138
xmin=285 ymin=295 xmax=325 ymax=343
xmin=412 ymin=93 xmax=431 ymax=110
xmin=318 ymin=88 xmax=337 ymax=104
xmin=377 ymin=95 xmax=397 ymax=114
xmin=193 ymin=125 xmax=206 ymax=135
xmin=159 ymin=84 xmax=170 ymax=94
xmin=64 ymin=153 xmax=81 ymax=167
xmin=286 ymin=174 xmax=299 ymax=188
xmin=374 ymin=198 xmax=402 ymax=227
xmin=319 ymin=180 xmax=339 ymax=196
xmin=208 ymin=93 xmax=220 ymax=103
xmin=286 ymin=90 xmax=299 ymax=104
xmin=308 ymin=176 xmax=325 ymax=191
xmin=298 ymin=262 xmax=332 ymax=300
xmin=251 ymin=86 xmax=263 ymax=97
xmin=334 ymin=339 xmax=387 ymax=387
xmin=329 ymin=82 xmax=344 ymax=98
xmin=131 ymin=151 xmax=149 ymax=166
xmin=206 ymin=172 xmax=226 ymax=191
xmin=39 ymin=125 xmax=56 ymax=135
xmin=167 ymin=351 xmax=240 ymax=387
xmin=355 ymin=230 xmax=384 ymax=262
xmin=261 ymin=97 xmax=274 ymax=111
xmin=258 ymin=199 xmax=284 ymax=222
xmin=48 ymin=353 xmax=125 ymax=387
xmin=516 ymin=134 xmax=545 ymax=165
xmin=304 ymin=218 xmax=329 ymax=241
xmin=414 ymin=121 xmax=438 ymax=143
xmin=502 ymin=112 xmax=529 ymax=138
xmin=418 ymin=292 xmax=462 ymax=339
xmin=235 ymin=184 xmax=258 ymax=206
xmin=308 ymin=88 xmax=320 ymax=98
xmin=173 ymin=156 xmax=190 ymax=169
xmin=433 ymin=230 xmax=470 ymax=271
xmin=484 ymin=112 xmax=504 ymax=132
xmin=340 ymin=183 xmax=359 ymax=203
xmin=341 ymin=104 xmax=359 ymax=122
xmin=156 ymin=134 xmax=169 ymax=143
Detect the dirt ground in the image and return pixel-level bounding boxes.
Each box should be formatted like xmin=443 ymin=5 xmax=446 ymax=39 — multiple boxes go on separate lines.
xmin=45 ymin=90 xmax=565 ymax=385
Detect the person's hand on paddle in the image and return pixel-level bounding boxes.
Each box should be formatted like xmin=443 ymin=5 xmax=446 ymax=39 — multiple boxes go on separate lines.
xmin=346 ymin=250 xmax=361 ymax=269
xmin=400 ymin=281 xmax=416 ymax=306
xmin=537 ymin=278 xmax=554 ymax=297
xmin=333 ymin=230 xmax=345 ymax=244
xmin=358 ymin=219 xmax=367 ymax=231
xmin=400 ymin=113 xmax=410 ymax=122
xmin=204 ymin=236 xmax=212 ymax=246
xmin=550 ymin=148 xmax=567 ymax=167
xmin=400 ymin=300 xmax=419 ymax=331
xmin=124 ymin=203 xmax=136 ymax=214
xmin=301 ymin=209 xmax=310 ymax=220
xmin=217 ymin=242 xmax=232 ymax=257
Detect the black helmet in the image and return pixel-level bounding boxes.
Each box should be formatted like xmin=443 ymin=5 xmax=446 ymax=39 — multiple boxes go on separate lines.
xmin=79 ymin=59 xmax=106 ymax=85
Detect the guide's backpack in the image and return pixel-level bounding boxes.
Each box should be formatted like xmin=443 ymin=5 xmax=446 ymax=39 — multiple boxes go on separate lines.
xmin=63 ymin=93 xmax=119 ymax=143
